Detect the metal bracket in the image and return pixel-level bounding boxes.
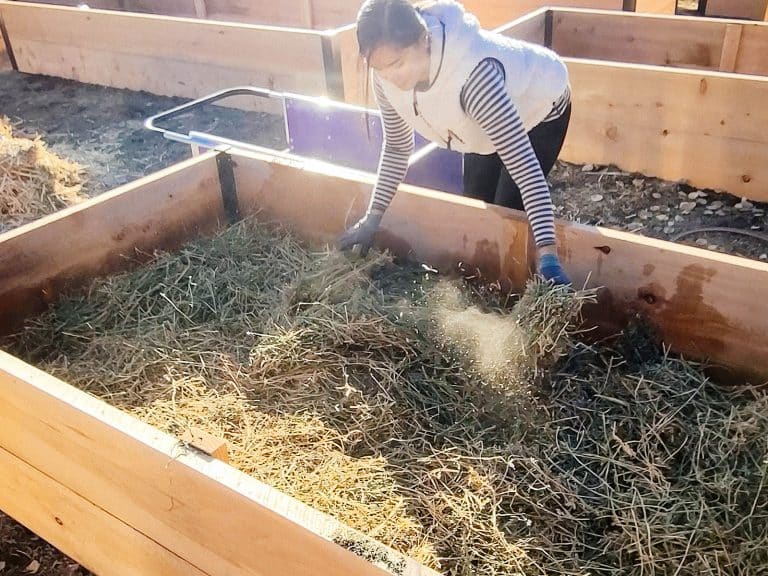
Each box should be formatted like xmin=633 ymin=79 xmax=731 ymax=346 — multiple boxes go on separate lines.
xmin=216 ymin=151 xmax=241 ymax=224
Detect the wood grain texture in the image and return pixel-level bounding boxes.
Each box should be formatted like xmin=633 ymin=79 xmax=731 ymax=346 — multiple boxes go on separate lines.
xmin=0 ymin=350 xmax=438 ymax=576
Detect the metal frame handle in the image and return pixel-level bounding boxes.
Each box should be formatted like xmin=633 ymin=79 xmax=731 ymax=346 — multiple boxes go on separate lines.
xmin=143 ymin=86 xmax=287 ymax=151
xmin=144 ymin=85 xmax=439 ymax=163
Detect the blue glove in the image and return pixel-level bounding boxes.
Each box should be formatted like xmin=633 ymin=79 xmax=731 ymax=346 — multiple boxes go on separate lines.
xmin=538 ymin=253 xmax=571 ymax=285
xmin=337 ymin=212 xmax=383 ymax=256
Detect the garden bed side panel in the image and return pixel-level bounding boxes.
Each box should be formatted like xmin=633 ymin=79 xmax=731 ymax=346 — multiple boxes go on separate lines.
xmin=0 ymin=350 xmax=437 ymax=576
xmin=558 ymin=59 xmax=768 ymax=202
xmin=550 ymin=9 xmax=768 ymax=75
xmin=230 ymin=150 xmax=768 ymax=383
xmin=13 ymin=0 xmax=624 ymax=29
xmin=0 ymin=439 xmax=210 ymax=576
xmin=201 ymin=0 xmax=318 ymax=28
xmin=705 ymin=0 xmax=768 ymax=21
xmin=735 ymin=22 xmax=768 ymax=72
xmin=0 ymin=1 xmax=336 ymax=108
xmin=0 ymin=153 xmax=225 ymax=332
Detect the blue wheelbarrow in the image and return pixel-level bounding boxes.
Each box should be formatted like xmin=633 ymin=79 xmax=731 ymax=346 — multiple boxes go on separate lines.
xmin=144 ymin=86 xmax=464 ymax=195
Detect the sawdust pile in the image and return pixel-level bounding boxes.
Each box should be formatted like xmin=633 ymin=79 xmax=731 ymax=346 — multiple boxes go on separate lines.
xmin=9 ymin=218 xmax=768 ymax=575
xmin=0 ymin=117 xmax=86 ymax=231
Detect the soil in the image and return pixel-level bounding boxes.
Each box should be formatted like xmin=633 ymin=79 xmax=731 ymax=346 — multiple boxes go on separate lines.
xmin=0 ymin=515 xmax=87 ymax=576
xmin=548 ymin=163 xmax=768 ymax=261
xmin=1 ymin=65 xmax=766 ymax=574
xmin=0 ymin=72 xmax=286 ymax=197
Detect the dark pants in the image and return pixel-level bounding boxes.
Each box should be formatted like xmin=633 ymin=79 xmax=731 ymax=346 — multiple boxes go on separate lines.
xmin=462 ymin=103 xmax=571 ymax=210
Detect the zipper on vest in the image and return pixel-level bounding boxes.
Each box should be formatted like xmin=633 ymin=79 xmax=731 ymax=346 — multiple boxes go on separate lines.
xmin=413 ymin=88 xmax=465 ymax=150
xmin=447 ymin=130 xmax=464 ymax=151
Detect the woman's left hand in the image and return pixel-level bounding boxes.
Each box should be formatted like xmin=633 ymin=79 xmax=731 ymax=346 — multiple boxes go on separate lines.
xmin=538 ymin=253 xmax=571 ymax=285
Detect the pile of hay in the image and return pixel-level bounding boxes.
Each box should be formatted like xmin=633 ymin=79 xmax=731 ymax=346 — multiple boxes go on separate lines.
xmin=0 ymin=117 xmax=85 ymax=231
xmin=9 ymin=218 xmax=768 ymax=575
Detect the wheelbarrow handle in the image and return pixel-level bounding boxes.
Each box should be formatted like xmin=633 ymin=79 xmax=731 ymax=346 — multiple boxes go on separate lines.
xmin=143 ymin=86 xmax=283 ymax=141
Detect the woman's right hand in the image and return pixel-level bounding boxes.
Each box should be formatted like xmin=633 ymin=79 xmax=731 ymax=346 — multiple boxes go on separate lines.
xmin=337 ymin=212 xmax=383 ymax=256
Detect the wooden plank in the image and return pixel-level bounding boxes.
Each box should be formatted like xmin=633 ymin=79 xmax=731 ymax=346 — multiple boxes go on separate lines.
xmin=0 ymin=153 xmax=224 ymax=333
xmin=301 ymin=0 xmax=314 ymax=28
xmin=0 ymin=2 xmax=330 ymax=103
xmin=531 ymin=9 xmax=768 ymax=75
xmin=551 ymin=10 xmax=727 ymax=70
xmin=492 ymin=7 xmax=547 ymax=42
xmin=18 ymin=0 xmax=196 ymax=15
xmin=633 ymin=0 xmax=676 ymax=13
xmin=232 ymin=152 xmax=534 ymax=290
xmin=560 ymin=60 xmax=768 ymax=201
xmin=332 ymin=23 xmax=370 ymax=106
xmin=0 ymin=6 xmax=13 ymax=71
xmin=735 ymin=22 xmax=768 ymax=74
xmin=0 ymin=445 xmax=210 ymax=576
xmin=706 ymin=0 xmax=768 ymax=20
xmin=230 ymin=150 xmax=768 ymax=382
xmin=0 ymin=350 xmax=438 ymax=576
xmin=459 ymin=0 xmax=623 ymax=29
xmin=30 ymin=0 xmax=124 ymax=8
xmin=719 ymin=23 xmax=743 ymax=71
xmin=13 ymin=0 xmax=342 ymax=28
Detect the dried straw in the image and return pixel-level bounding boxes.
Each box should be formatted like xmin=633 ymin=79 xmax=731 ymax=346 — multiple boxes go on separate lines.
xmin=8 ymin=218 xmax=767 ymax=575
xmin=0 ymin=117 xmax=86 ymax=231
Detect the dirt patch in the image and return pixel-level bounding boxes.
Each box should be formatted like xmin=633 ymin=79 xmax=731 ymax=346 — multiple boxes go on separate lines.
xmin=0 ymin=71 xmax=286 ymax=197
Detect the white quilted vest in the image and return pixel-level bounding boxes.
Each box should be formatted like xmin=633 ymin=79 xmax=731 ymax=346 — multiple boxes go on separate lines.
xmin=376 ymin=0 xmax=569 ymax=154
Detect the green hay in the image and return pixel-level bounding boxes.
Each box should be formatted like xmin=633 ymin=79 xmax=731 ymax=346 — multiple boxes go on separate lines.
xmin=7 ymin=217 xmax=767 ymax=576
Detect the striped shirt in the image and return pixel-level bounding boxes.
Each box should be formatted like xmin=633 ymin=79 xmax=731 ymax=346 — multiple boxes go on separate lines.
xmin=368 ymin=58 xmax=569 ymax=248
